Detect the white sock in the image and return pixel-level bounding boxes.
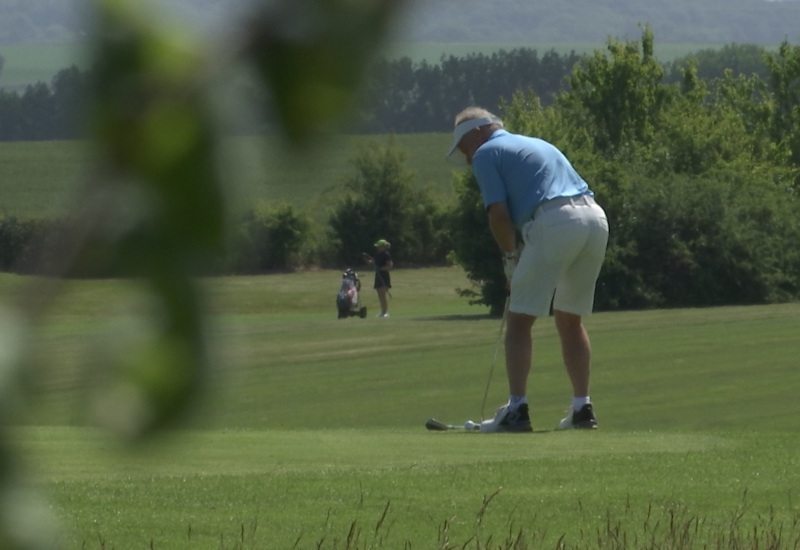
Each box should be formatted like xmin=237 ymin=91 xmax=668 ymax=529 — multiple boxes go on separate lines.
xmin=509 ymin=395 xmax=527 ymax=410
xmin=572 ymin=396 xmax=590 ymax=412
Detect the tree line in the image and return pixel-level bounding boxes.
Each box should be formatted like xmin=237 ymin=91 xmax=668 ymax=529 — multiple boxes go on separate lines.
xmin=0 ymin=65 xmax=88 ymax=140
xmin=357 ymin=48 xmax=583 ymax=133
xmin=0 ymin=48 xmax=582 ymax=139
xmin=0 ymin=43 xmax=777 ymax=141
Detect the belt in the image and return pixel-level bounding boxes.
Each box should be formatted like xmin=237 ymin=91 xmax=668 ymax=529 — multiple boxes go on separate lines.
xmin=532 ymin=194 xmax=594 ymax=219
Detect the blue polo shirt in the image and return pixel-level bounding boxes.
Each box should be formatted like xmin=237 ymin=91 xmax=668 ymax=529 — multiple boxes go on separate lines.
xmin=471 ymin=130 xmax=593 ymax=230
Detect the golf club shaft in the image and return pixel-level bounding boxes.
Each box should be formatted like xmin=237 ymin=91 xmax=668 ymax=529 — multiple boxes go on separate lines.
xmin=425 ymin=418 xmax=478 ymax=431
xmin=480 ymin=296 xmax=510 ymax=421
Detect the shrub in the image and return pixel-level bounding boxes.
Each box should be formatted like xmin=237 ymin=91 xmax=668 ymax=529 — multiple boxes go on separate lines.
xmin=227 ymin=203 xmax=310 ymax=273
xmin=0 ymin=216 xmax=43 ymax=271
xmin=448 ymin=171 xmax=507 ymax=317
xmin=326 ymin=139 xmax=452 ymax=268
xmin=597 ymin=172 xmax=800 ymax=310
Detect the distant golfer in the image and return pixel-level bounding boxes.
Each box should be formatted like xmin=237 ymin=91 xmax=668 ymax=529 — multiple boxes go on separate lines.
xmin=363 ymin=239 xmax=393 ymax=318
xmin=446 ymin=106 xmax=609 ymax=432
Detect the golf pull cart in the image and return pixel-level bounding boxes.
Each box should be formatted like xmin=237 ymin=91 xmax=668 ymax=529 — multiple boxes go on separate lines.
xmin=336 ymin=268 xmax=368 ymax=319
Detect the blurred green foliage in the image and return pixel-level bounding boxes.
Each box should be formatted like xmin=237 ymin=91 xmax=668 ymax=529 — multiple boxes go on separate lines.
xmin=0 ymin=0 xmax=404 ymax=547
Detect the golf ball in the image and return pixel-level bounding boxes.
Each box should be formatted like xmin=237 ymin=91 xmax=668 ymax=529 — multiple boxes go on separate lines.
xmin=464 ymin=420 xmax=479 ymax=431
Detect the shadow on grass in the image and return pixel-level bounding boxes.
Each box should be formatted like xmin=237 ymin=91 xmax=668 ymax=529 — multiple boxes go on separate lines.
xmin=415 ymin=314 xmax=497 ymax=322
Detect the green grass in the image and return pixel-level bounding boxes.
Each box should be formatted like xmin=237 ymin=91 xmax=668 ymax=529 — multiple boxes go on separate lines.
xmin=14 ymin=428 xmax=800 ymax=549
xmin=0 ymin=141 xmax=95 ymax=220
xmin=218 ymin=134 xmax=457 ymax=218
xmin=4 ymin=269 xmax=800 ymax=548
xmin=0 ymin=135 xmax=456 ymax=221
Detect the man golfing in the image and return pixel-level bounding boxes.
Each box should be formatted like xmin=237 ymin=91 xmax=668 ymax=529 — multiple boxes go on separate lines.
xmin=363 ymin=239 xmax=393 ymax=318
xmin=446 ymin=107 xmax=609 ymax=432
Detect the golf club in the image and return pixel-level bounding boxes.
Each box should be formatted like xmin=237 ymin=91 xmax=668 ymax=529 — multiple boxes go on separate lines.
xmin=426 ymin=296 xmax=510 ymax=431
xmin=425 ymin=418 xmax=480 ymax=431
xmin=480 ymin=295 xmax=510 ymax=421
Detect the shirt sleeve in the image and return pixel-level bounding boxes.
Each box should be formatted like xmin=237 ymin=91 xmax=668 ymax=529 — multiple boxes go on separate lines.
xmin=472 ymin=149 xmax=507 ymax=209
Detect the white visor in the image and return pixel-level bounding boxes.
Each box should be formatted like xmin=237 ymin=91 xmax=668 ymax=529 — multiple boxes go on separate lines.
xmin=445 ymin=116 xmax=503 ymax=165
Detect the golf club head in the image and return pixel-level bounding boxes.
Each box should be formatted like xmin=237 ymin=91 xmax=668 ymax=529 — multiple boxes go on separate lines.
xmin=425 ymin=418 xmax=449 ymax=431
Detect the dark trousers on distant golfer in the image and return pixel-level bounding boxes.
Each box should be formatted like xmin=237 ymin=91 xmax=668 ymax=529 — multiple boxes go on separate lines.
xmin=374 ymin=271 xmax=391 ymax=317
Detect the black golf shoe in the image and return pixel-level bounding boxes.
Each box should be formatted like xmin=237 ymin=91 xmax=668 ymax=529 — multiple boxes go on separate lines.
xmin=558 ymin=403 xmax=598 ymax=429
xmin=480 ymin=403 xmax=533 ymax=433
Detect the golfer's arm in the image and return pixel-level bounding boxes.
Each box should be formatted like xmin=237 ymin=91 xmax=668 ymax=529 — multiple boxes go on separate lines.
xmin=487 ymin=202 xmax=516 ymax=253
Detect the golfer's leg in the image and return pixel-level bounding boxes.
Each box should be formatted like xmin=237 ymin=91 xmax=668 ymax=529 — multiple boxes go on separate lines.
xmin=505 ymin=311 xmax=535 ymax=396
xmin=554 ymin=310 xmax=591 ymax=397
xmin=377 ymin=287 xmax=388 ymax=314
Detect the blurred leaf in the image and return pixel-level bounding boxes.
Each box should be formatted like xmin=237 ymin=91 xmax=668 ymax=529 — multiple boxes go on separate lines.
xmin=78 ymin=0 xmax=226 ymax=437
xmin=0 ymin=0 xmax=406 ymax=545
xmin=0 ymin=479 xmax=59 ymax=549
xmin=90 ymin=0 xmax=224 ymax=259
xmin=244 ymin=0 xmax=403 ymax=142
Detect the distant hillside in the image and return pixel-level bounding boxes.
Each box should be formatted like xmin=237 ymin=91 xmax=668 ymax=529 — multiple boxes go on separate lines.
xmin=392 ymin=0 xmax=800 ymax=45
xmin=1 ymin=0 xmax=800 ymax=46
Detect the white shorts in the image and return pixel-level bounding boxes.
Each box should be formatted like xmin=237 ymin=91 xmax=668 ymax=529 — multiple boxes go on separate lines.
xmin=510 ymin=195 xmax=609 ymax=318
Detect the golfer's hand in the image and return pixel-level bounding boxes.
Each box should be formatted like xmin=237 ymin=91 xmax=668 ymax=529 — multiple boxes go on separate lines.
xmin=502 ymin=251 xmax=517 ymax=280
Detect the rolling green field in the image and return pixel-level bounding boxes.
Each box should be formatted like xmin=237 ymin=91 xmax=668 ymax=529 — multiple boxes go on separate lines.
xmin=0 ymin=136 xmax=456 ymax=221
xmin=3 ymin=269 xmax=800 ymax=548
xmin=0 ymin=141 xmax=96 ymax=219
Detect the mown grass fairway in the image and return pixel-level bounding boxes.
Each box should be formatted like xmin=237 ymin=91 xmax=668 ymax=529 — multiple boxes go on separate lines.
xmin=4 ymin=270 xmax=800 ymax=548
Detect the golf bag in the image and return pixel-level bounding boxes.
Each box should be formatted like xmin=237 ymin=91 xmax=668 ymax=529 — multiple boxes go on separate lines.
xmin=336 ymin=268 xmax=367 ymax=319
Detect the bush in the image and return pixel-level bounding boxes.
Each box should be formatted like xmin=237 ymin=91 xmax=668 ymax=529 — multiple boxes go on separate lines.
xmin=0 ymin=216 xmax=46 ymax=272
xmin=227 ymin=203 xmax=310 ymax=273
xmin=0 ymin=216 xmax=133 ymax=277
xmin=448 ymin=171 xmax=508 ymax=316
xmin=596 ymin=172 xmax=800 ymax=310
xmin=0 ymin=207 xmax=315 ymax=277
xmin=326 ymin=139 xmax=452 ymax=268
